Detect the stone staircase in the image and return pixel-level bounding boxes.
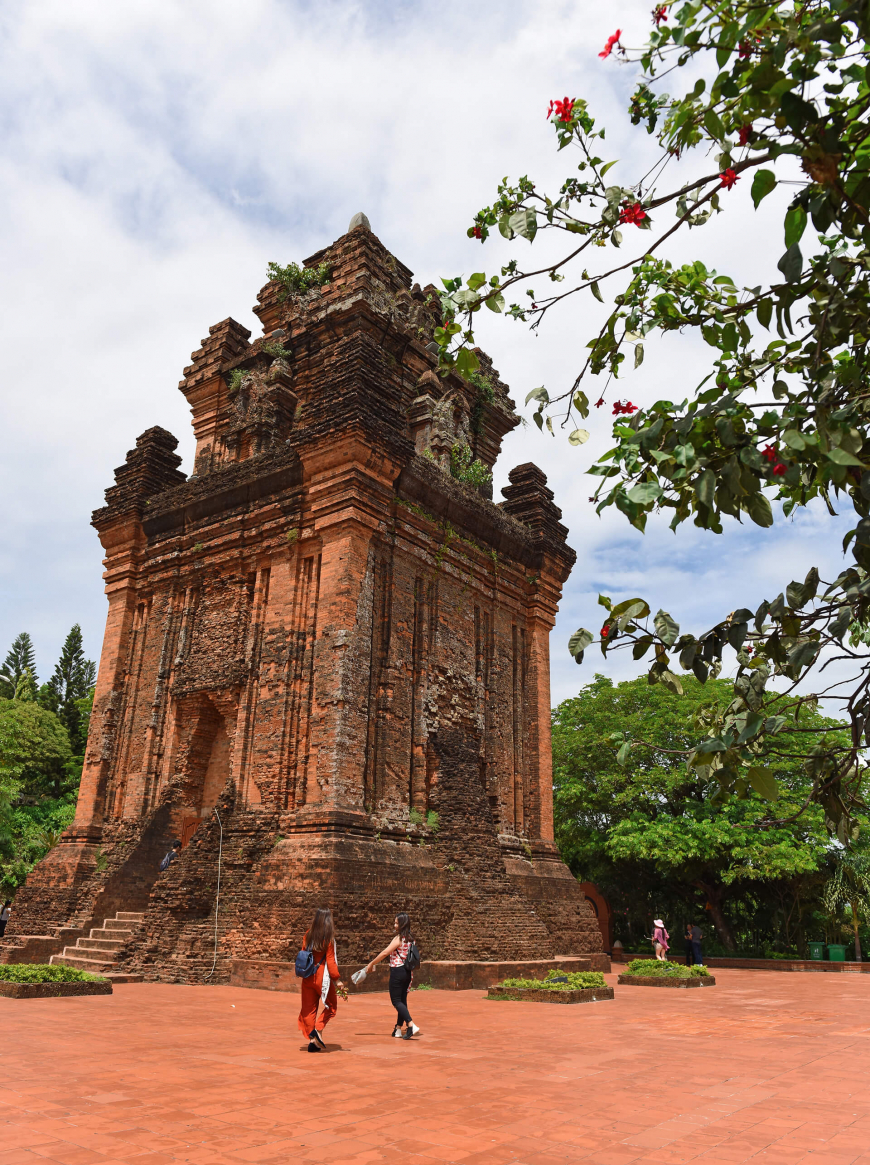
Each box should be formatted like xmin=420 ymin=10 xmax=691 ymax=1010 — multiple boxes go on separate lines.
xmin=50 ymin=911 xmax=145 ymax=982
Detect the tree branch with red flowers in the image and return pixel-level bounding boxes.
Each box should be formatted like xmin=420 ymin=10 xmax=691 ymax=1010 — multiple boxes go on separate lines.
xmin=436 ymin=0 xmax=870 ymax=838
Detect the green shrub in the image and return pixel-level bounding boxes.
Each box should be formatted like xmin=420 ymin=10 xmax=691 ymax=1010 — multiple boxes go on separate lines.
xmin=449 ymin=443 xmax=492 ymax=488
xmin=499 ymin=969 xmax=606 ymax=991
xmin=0 ymin=963 xmax=106 ymax=983
xmin=625 ymin=959 xmax=710 ymax=978
xmin=266 ymin=260 xmax=330 ymax=300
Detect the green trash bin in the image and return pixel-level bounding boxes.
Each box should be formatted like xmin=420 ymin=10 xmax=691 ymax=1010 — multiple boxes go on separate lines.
xmin=828 ymin=943 xmax=847 ymax=962
xmin=808 ymin=941 xmax=826 ymax=961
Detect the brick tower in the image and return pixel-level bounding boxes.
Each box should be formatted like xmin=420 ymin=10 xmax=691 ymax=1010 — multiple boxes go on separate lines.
xmin=7 ymin=219 xmax=606 ymax=979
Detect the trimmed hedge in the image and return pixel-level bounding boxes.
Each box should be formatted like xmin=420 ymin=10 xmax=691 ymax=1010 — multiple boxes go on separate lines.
xmin=499 ymin=969 xmax=607 ymax=991
xmin=625 ymin=959 xmax=710 ymax=979
xmin=0 ymin=964 xmax=107 ymax=984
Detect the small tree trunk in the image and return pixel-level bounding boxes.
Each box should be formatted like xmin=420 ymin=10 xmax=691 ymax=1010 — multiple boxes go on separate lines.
xmin=850 ymin=901 xmax=862 ymax=961
xmin=697 ymin=884 xmax=736 ymax=952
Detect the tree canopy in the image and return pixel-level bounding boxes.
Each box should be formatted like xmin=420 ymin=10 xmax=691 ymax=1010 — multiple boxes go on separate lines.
xmin=553 ymin=674 xmax=864 ymax=951
xmin=436 ymin=0 xmax=870 ymax=837
xmin=0 ymin=632 xmax=38 ymax=698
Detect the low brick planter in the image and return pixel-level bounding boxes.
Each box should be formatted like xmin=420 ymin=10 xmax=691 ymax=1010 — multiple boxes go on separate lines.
xmin=0 ymin=979 xmax=112 ymax=999
xmin=487 ymin=985 xmax=614 ymax=1004
xmin=617 ymin=974 xmax=715 ymax=989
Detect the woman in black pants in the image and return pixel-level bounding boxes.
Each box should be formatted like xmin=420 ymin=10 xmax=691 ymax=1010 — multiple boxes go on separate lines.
xmin=365 ymin=913 xmax=421 ymax=1040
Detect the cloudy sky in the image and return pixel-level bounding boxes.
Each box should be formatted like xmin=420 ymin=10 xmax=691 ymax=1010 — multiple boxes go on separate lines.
xmin=0 ymin=0 xmax=850 ymax=706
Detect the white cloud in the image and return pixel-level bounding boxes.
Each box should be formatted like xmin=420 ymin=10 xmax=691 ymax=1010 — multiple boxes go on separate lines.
xmin=0 ymin=0 xmax=848 ymax=715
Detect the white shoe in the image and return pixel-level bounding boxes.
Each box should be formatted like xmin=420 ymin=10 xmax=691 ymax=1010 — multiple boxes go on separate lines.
xmin=392 ymin=1026 xmax=404 ymax=1038
xmin=408 ymin=1023 xmax=421 ymax=1037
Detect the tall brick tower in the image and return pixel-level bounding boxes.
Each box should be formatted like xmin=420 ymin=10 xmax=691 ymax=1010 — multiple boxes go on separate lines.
xmin=7 ymin=219 xmax=605 ymax=979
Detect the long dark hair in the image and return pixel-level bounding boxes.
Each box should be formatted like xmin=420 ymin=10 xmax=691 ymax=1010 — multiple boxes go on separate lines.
xmin=306 ymin=908 xmax=335 ymax=952
xmin=396 ymin=912 xmax=413 ymax=941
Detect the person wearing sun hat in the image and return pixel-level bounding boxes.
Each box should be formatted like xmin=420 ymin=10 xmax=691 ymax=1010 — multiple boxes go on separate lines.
xmin=652 ymin=918 xmax=669 ymax=961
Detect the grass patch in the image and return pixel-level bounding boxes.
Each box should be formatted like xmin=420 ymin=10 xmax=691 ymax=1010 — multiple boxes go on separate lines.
xmin=625 ymin=959 xmax=710 ymax=978
xmin=0 ymin=964 xmax=107 ymax=984
xmin=499 ymin=969 xmax=606 ymax=991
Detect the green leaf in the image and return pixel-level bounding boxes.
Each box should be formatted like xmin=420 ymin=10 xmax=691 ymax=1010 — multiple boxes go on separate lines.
xmin=654 ymin=609 xmax=679 ymax=647
xmin=703 ymin=107 xmax=725 ymax=140
xmin=574 ymin=391 xmax=590 ymax=419
xmin=568 ymin=627 xmax=593 ymax=662
xmin=659 ymin=670 xmax=683 ymax=696
xmin=634 ymin=343 xmax=644 ymax=368
xmin=591 ymin=281 xmax=604 ymax=302
xmin=600 ymin=159 xmax=619 ymax=177
xmin=617 ymin=741 xmax=631 ymax=766
xmin=455 ymin=347 xmax=480 ymax=378
xmin=632 ymin=635 xmax=654 ymax=660
xmin=747 ymin=492 xmax=773 ymax=528
xmin=627 ymin=481 xmax=662 ymax=505
xmin=751 ymin=170 xmax=777 ymax=208
xmin=777 ymin=244 xmax=803 ymax=283
xmin=784 ymin=206 xmax=807 ymax=249
xmin=525 ymin=386 xmax=549 ymax=406
xmin=789 ymin=639 xmax=821 ymax=672
xmin=696 ymin=467 xmax=715 ymax=508
xmin=612 ymin=597 xmax=651 ymax=619
xmin=756 ymin=299 xmax=773 ymax=330
xmin=467 ymin=272 xmax=487 ymax=292
xmin=485 ymin=291 xmax=505 ymax=313
xmin=509 ymin=209 xmax=537 ymax=241
xmin=569 ymin=429 xmax=590 ymax=446
xmin=747 ymin=767 xmax=779 ymax=800
xmin=826 ymin=447 xmax=866 ymax=468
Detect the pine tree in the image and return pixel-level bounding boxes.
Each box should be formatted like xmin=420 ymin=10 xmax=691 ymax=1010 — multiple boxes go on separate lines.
xmin=0 ymin=633 xmax=38 ymax=698
xmin=47 ymin=626 xmax=96 ymax=754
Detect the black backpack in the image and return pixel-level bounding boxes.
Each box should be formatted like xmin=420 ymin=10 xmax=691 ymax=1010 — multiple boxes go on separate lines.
xmin=404 ymin=941 xmax=421 ymax=971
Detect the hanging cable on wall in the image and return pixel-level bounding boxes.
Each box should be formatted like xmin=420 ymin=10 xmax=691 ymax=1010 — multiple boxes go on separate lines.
xmin=205 ymin=806 xmax=223 ymax=980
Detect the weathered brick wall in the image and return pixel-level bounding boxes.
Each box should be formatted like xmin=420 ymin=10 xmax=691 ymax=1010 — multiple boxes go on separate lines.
xmin=10 ymin=219 xmax=604 ymax=975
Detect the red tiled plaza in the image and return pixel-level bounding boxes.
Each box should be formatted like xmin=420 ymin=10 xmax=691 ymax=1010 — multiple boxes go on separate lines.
xmin=3 ymin=970 xmax=870 ymax=1165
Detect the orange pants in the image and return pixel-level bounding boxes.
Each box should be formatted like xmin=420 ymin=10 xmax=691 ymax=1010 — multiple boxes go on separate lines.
xmin=298 ymin=967 xmax=337 ymax=1038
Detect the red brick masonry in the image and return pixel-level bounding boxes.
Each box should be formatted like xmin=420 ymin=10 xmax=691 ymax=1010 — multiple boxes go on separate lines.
xmin=7 ymin=219 xmax=604 ymax=981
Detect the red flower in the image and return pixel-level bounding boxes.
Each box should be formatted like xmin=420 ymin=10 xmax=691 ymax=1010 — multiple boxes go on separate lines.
xmin=599 ymin=29 xmax=622 ymax=58
xmin=719 ymin=168 xmax=739 ymax=190
xmin=472 ymin=225 xmax=482 ymax=239
xmin=594 ymin=397 xmax=605 ymax=408
xmin=619 ymin=202 xmax=648 ymax=226
xmin=547 ymin=96 xmax=575 ymax=124
xmin=738 ymin=40 xmax=752 ymax=59
xmin=613 ymin=400 xmax=639 ymax=415
xmin=761 ymin=444 xmax=778 ymax=462
xmin=772 ymin=462 xmax=787 ymax=476
xmin=601 ymin=624 xmax=611 ymax=638
xmin=652 ymin=5 xmax=668 ymax=24
xmin=738 ymin=124 xmax=753 ymax=145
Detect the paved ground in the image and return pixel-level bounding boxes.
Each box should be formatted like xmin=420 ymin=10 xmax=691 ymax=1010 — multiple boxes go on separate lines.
xmin=1 ymin=969 xmax=869 ymax=1165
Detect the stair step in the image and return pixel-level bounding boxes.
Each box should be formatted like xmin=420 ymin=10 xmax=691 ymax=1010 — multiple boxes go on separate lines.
xmin=90 ymin=927 xmax=133 ymax=940
xmin=77 ymin=938 xmax=126 ymax=952
xmin=50 ymin=954 xmax=117 ymax=972
xmin=102 ymin=919 xmax=138 ymax=931
xmin=114 ymin=912 xmax=145 ymax=922
xmin=104 ymin=972 xmax=144 ymax=983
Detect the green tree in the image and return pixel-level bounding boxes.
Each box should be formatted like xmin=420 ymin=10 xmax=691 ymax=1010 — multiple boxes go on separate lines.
xmin=0 ymin=694 xmax=74 ymax=801
xmin=0 ymin=632 xmax=38 ymax=699
xmin=45 ymin=625 xmax=96 ymax=754
xmin=439 ymin=2 xmax=870 ymax=832
xmin=553 ymin=674 xmax=852 ymax=951
xmin=823 ymin=850 xmax=870 ymax=959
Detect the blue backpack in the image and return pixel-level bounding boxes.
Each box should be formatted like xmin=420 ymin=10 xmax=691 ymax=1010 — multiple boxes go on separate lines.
xmin=294 ymin=945 xmax=326 ymax=979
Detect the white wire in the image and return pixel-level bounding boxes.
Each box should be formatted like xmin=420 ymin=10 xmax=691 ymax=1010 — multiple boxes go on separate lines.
xmin=205 ymin=807 xmax=222 ymax=980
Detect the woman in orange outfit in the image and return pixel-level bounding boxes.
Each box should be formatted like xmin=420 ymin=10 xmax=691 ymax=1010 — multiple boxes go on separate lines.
xmin=297 ymin=908 xmax=344 ymax=1053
